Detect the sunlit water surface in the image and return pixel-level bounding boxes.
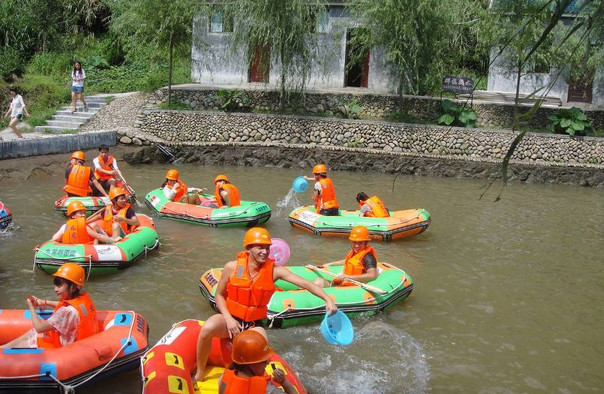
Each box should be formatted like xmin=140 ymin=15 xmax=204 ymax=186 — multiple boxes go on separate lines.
xmin=1 ymin=163 xmax=603 ymax=393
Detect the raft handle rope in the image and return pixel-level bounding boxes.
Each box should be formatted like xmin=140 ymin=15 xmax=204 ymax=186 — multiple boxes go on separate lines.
xmin=144 ymin=238 xmax=161 ymax=258
xmin=0 ymin=311 xmax=137 ymax=394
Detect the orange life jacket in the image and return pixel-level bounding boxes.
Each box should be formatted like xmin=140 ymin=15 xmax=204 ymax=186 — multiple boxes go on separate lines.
xmin=101 ymin=203 xmax=132 ymax=235
xmin=63 ymin=165 xmax=92 ymax=197
xmin=37 ymin=292 xmax=98 ymax=348
xmin=226 ymin=252 xmax=276 ymax=322
xmin=214 ymin=183 xmax=241 ymax=207
xmin=94 ymin=155 xmax=115 ymax=181
xmin=61 ymin=217 xmax=94 ymax=244
xmin=344 ymin=245 xmax=378 ymax=276
xmin=219 ymin=369 xmax=270 ymax=394
xmin=168 ymin=179 xmax=188 ymax=202
xmin=358 ymin=196 xmax=389 ymax=218
xmin=316 ymin=178 xmax=339 ymax=211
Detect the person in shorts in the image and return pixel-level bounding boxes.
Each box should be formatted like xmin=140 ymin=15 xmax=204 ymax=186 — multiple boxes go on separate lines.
xmin=3 ymin=87 xmax=30 ymax=139
xmin=71 ymin=61 xmax=88 ymax=113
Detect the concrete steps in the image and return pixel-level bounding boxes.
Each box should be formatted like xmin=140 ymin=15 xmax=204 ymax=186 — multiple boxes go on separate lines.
xmin=458 ymin=90 xmax=562 ymax=107
xmin=34 ymin=95 xmax=111 ymax=133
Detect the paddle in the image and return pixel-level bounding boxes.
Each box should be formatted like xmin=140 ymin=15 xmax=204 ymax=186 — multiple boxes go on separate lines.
xmin=115 ymin=171 xmax=138 ymax=204
xmin=305 ymin=265 xmax=387 ymax=295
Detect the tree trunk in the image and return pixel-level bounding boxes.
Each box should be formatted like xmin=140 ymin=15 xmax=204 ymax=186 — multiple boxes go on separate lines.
xmin=168 ymin=33 xmax=174 ymax=107
xmin=513 ymin=57 xmax=522 ymax=131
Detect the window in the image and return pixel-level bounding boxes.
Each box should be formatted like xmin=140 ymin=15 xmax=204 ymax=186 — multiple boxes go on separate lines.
xmin=209 ymin=11 xmax=233 ymax=33
xmin=315 ymin=11 xmax=329 ymax=33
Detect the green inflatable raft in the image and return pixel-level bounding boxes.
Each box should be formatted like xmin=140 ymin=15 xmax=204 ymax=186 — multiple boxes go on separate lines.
xmin=34 ymin=214 xmax=159 ymax=275
xmin=199 ymin=262 xmax=413 ymax=328
xmin=145 ymin=188 xmax=271 ymax=227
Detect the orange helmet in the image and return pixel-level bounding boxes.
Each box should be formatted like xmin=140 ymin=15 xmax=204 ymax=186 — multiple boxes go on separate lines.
xmin=214 ymin=174 xmax=229 ymax=184
xmin=66 ymin=201 xmax=87 ymax=216
xmin=53 ymin=263 xmax=85 ymax=287
xmin=165 ymin=169 xmax=179 ymax=181
xmin=243 ymin=227 xmax=272 ymax=248
xmin=349 ymin=226 xmax=370 ymax=242
xmin=313 ymin=164 xmax=327 ymax=174
xmin=71 ymin=151 xmax=86 ymax=161
xmin=231 ymin=330 xmax=274 ymax=365
xmin=109 ymin=187 xmax=127 ymax=201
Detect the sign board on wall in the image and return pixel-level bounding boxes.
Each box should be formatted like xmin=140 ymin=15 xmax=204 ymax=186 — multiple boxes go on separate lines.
xmin=442 ymin=76 xmax=474 ymax=94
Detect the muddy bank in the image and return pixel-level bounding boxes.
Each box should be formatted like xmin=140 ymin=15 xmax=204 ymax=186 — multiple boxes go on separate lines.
xmin=0 ymin=145 xmax=140 ymax=181
xmin=124 ymin=144 xmax=604 ymax=187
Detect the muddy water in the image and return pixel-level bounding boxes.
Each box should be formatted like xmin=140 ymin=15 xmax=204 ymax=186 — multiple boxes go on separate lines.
xmin=1 ymin=161 xmax=603 ymax=393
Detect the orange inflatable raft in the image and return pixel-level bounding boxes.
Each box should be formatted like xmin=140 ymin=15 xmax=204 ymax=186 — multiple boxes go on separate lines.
xmin=0 ymin=309 xmax=149 ymax=392
xmin=141 ymin=319 xmax=307 ymax=393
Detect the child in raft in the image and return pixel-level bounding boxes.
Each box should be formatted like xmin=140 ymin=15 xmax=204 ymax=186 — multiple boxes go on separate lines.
xmin=218 ymin=330 xmax=298 ymax=394
xmin=0 ymin=263 xmax=98 ymax=349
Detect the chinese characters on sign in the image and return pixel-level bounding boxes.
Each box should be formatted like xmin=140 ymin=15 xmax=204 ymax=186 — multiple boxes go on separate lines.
xmin=442 ymin=76 xmax=474 ymax=94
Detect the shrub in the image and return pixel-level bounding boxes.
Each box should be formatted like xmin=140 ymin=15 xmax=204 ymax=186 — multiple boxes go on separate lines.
xmin=215 ymin=90 xmax=251 ymax=112
xmin=335 ymin=97 xmax=362 ymax=119
xmin=436 ymin=99 xmax=477 ymax=128
xmin=26 ymin=53 xmax=72 ymax=79
xmin=0 ymin=47 xmax=22 ymax=79
xmin=548 ymin=107 xmax=594 ymax=136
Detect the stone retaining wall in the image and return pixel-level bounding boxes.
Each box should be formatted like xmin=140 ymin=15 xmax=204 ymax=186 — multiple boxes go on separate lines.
xmin=124 ymin=144 xmax=604 ymax=187
xmin=132 ymin=109 xmax=604 ymax=166
xmin=152 ymin=87 xmax=604 ymax=131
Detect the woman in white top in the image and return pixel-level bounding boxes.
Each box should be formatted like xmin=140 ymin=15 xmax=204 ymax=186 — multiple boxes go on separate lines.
xmin=3 ymin=87 xmax=30 ymax=139
xmin=71 ymin=61 xmax=88 ymax=113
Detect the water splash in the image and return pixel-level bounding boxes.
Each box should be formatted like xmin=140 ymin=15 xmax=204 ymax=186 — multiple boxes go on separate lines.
xmin=274 ymin=188 xmax=302 ymax=218
xmin=281 ymin=320 xmax=431 ymax=393
xmin=0 ymin=222 xmax=20 ymax=237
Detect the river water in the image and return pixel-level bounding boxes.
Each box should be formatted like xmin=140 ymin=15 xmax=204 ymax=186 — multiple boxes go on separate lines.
xmin=1 ymin=162 xmax=603 ymax=393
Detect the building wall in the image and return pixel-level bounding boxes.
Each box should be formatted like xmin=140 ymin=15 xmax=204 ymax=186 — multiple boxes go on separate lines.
xmin=191 ymin=7 xmax=398 ymax=93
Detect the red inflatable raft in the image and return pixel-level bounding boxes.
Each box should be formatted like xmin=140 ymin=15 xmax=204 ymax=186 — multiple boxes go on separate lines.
xmin=0 ymin=309 xmax=149 ymax=392
xmin=141 ymin=319 xmax=307 ymax=393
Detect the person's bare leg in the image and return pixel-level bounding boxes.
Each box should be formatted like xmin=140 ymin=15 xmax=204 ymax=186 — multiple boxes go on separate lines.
xmin=1 ymin=331 xmax=31 ymax=348
xmin=71 ymin=92 xmax=77 ymax=112
xmin=9 ymin=118 xmax=23 ymax=138
xmin=194 ymin=314 xmax=230 ymax=382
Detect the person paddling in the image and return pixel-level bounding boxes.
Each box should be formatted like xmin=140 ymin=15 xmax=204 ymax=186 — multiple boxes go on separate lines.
xmin=314 ymin=225 xmax=379 ymax=287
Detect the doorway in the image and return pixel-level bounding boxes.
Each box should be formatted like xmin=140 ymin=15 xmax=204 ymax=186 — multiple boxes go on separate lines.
xmin=344 ymin=29 xmax=369 ymax=88
xmin=249 ymin=45 xmax=270 ymax=83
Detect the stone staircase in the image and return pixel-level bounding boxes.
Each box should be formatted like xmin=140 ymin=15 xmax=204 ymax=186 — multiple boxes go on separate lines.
xmin=34 ymin=95 xmax=110 ymax=133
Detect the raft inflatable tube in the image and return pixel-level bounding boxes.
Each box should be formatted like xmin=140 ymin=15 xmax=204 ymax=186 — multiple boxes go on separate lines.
xmin=0 ymin=309 xmax=149 ymax=392
xmin=34 ymin=214 xmax=159 ymax=275
xmin=0 ymin=200 xmax=12 ymax=229
xmin=199 ymin=263 xmax=413 ymax=328
xmin=54 ymin=195 xmax=108 ymax=216
xmin=141 ymin=319 xmax=307 ymax=394
xmin=288 ymin=205 xmax=431 ymax=241
xmin=145 ymin=188 xmax=271 ymax=227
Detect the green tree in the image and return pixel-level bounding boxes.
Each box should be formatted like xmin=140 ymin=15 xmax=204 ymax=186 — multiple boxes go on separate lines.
xmin=345 ymin=0 xmax=490 ymax=95
xmin=108 ymin=0 xmax=204 ymax=105
xmin=219 ymin=0 xmax=328 ymax=107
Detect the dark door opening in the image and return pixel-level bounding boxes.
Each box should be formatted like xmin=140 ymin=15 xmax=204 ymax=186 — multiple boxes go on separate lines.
xmin=344 ymin=29 xmax=369 ymax=88
xmin=249 ymin=45 xmax=270 ymax=83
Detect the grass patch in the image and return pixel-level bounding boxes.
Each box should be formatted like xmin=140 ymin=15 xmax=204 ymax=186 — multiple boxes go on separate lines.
xmin=158 ymin=101 xmax=191 ymax=110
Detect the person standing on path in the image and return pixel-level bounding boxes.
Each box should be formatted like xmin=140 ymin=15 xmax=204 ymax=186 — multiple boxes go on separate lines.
xmin=3 ymin=87 xmax=30 ymax=139
xmin=71 ymin=61 xmax=88 ymax=113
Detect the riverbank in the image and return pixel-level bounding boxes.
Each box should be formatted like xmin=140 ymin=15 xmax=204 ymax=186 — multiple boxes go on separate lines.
xmin=1 ymin=86 xmax=603 ymax=187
